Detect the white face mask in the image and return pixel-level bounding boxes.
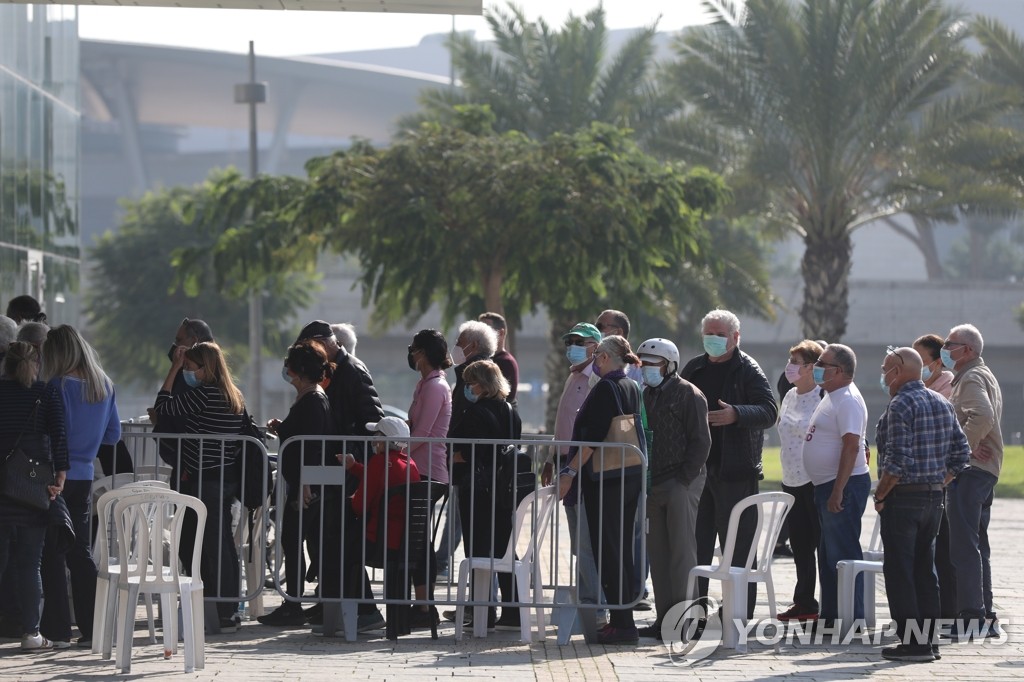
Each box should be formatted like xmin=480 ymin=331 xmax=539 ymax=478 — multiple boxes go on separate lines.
xmin=451 ymin=344 xmax=466 ymax=366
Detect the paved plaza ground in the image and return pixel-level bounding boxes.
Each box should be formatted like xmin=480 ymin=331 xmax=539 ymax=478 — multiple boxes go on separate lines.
xmin=2 ymin=499 xmax=1022 ymax=681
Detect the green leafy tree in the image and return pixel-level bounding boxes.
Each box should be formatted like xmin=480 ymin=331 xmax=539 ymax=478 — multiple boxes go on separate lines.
xmin=87 ymin=176 xmax=316 ymax=389
xmin=664 ymin=0 xmax=1000 ymax=339
xmin=402 ymin=3 xmax=667 ymax=142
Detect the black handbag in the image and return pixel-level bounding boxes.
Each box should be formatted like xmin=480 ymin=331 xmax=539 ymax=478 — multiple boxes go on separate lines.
xmin=1 ymin=397 xmax=54 ymax=512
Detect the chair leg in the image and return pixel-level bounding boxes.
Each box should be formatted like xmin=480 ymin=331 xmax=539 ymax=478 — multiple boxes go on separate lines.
xmin=101 ymin=576 xmax=120 ymax=660
xmin=145 ymin=594 xmax=156 ymax=643
xmin=160 ymin=594 xmax=176 ymax=658
xmin=836 ymin=561 xmax=855 ymax=638
xmin=515 ymin=564 xmax=532 ymax=643
xmin=115 ymin=583 xmax=140 ymax=674
xmin=92 ymin=577 xmax=108 ymax=656
xmin=472 ymin=569 xmax=491 ymax=639
xmin=764 ymin=577 xmax=780 ymax=654
xmin=454 ymin=562 xmax=468 ymax=642
xmin=865 ymin=569 xmax=877 ymax=630
xmin=182 ymin=588 xmax=205 ymax=672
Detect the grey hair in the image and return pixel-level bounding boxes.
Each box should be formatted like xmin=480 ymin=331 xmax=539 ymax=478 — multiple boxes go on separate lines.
xmin=16 ymin=321 xmax=49 ymax=347
xmin=827 ymin=343 xmax=857 ymax=378
xmin=701 ymin=309 xmax=740 ymax=335
xmin=330 ymin=323 xmax=357 ymax=356
xmin=949 ymin=323 xmax=984 ymax=356
xmin=0 ymin=315 xmax=16 ymax=349
xmin=457 ymin=320 xmax=497 ymax=359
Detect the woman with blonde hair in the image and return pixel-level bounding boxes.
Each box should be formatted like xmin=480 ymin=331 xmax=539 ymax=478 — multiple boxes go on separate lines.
xmin=0 ymin=342 xmax=68 ymax=651
xmin=153 ymin=340 xmax=245 ymax=627
xmin=558 ymin=335 xmax=644 ymax=645
xmin=38 ymin=325 xmax=121 ymax=648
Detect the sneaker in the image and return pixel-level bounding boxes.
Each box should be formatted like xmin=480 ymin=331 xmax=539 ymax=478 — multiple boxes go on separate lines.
xmin=21 ymin=633 xmax=53 ymax=651
xmin=304 ymin=603 xmax=324 ymax=625
xmin=218 ymin=615 xmax=242 ymax=631
xmin=986 ymin=618 xmax=1002 ymax=639
xmin=51 ymin=640 xmax=71 ymax=650
xmin=442 ymin=609 xmax=458 ymax=622
xmin=75 ymin=637 xmax=92 ymax=649
xmin=597 ymin=625 xmax=639 ymax=645
xmin=932 ymin=644 xmax=941 ymax=660
xmin=881 ymin=644 xmax=935 ymax=662
xmin=633 ymin=596 xmax=653 ymax=612
xmin=357 ymin=612 xmax=386 ymax=633
xmin=637 ymin=624 xmax=663 ymax=640
xmin=777 ymin=605 xmax=819 ymax=622
xmin=257 ymin=603 xmax=308 ymax=627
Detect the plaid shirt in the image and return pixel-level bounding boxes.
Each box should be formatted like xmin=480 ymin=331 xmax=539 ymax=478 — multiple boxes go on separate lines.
xmin=875 ymin=380 xmax=970 ymax=483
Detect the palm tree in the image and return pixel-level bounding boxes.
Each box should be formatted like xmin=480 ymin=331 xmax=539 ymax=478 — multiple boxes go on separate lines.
xmin=664 ymin=0 xmax=993 ymax=339
xmin=401 ymin=2 xmax=667 ymax=142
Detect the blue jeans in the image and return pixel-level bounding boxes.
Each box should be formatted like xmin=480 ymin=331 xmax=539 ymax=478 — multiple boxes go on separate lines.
xmin=880 ymin=489 xmax=942 ymax=645
xmin=947 ymin=467 xmax=998 ymax=618
xmin=565 ymin=502 xmax=605 ymax=618
xmin=0 ymin=523 xmax=47 ymax=635
xmin=814 ymin=473 xmax=870 ymax=621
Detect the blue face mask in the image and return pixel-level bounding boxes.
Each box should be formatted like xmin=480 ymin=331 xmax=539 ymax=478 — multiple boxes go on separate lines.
xmin=566 ymin=345 xmax=588 ymax=365
xmin=463 ymin=385 xmax=479 ymax=404
xmin=812 ymin=365 xmax=826 ymax=386
xmin=879 ymin=372 xmax=890 ymax=394
xmin=282 ymin=366 xmax=293 ymax=384
xmin=940 ymin=348 xmax=956 ymax=369
xmin=921 ymin=364 xmax=933 ymax=382
xmin=183 ymin=369 xmax=202 ymax=388
xmin=642 ymin=366 xmax=664 ymax=388
xmin=702 ymin=334 xmax=728 ymax=358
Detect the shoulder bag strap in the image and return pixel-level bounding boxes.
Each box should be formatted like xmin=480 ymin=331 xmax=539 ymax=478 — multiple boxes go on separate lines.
xmin=5 ymin=393 xmax=43 ymax=464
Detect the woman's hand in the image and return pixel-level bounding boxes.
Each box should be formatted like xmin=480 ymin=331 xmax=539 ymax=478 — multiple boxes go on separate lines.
xmin=302 ymin=484 xmax=313 ymax=508
xmin=541 ymin=461 xmax=554 ymax=486
xmin=48 ymin=470 xmax=66 ymax=501
xmin=266 ymin=418 xmax=281 ymax=435
xmin=557 ymin=471 xmax=574 ymax=500
xmin=170 ymin=345 xmax=186 ymax=368
xmin=337 ymin=453 xmax=356 ymax=470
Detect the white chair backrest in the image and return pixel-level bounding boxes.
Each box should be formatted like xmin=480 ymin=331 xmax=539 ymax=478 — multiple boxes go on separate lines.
xmin=94 ymin=482 xmax=173 ymax=567
xmin=113 ymin=491 xmax=207 ymax=588
xmin=505 ymin=486 xmax=557 ymax=565
xmin=720 ymin=492 xmax=794 ymax=575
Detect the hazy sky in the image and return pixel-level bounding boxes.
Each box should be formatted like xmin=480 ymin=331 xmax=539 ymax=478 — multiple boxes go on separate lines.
xmin=78 ymin=1 xmax=712 ymax=56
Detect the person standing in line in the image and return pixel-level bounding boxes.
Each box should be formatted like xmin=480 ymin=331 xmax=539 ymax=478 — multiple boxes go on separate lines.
xmin=38 ymin=325 xmax=121 ymax=649
xmin=478 ymin=313 xmax=519 ymax=411
xmin=802 ymin=343 xmax=871 ymax=628
xmin=775 ymin=340 xmax=826 ymax=624
xmin=636 ymin=337 xmax=710 ymax=640
xmin=874 ymin=346 xmax=970 ymax=662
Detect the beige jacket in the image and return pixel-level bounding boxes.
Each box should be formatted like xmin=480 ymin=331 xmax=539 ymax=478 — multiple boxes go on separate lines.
xmin=950 ymin=357 xmax=1004 ymax=479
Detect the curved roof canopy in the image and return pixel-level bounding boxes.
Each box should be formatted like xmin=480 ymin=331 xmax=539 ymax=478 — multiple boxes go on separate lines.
xmin=4 ymin=0 xmax=480 ymax=13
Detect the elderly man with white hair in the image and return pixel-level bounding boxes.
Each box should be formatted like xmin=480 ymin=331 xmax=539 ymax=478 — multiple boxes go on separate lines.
xmin=941 ymin=323 xmax=1004 ymax=640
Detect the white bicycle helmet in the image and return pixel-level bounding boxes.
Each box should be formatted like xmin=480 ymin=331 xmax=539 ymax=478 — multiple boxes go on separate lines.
xmin=637 ymin=337 xmax=680 ymax=373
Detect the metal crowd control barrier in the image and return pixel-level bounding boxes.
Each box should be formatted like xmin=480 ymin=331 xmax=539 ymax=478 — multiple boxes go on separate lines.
xmin=272 ymin=434 xmax=646 ymax=643
xmin=116 ymin=430 xmax=272 ymax=633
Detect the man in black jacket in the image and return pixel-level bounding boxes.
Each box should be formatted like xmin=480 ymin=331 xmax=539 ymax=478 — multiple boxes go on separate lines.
xmin=680 ymin=309 xmax=778 ymax=620
xmin=294 ymin=320 xmax=386 ymax=633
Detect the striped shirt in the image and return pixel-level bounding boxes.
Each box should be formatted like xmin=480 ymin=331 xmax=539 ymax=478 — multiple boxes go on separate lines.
xmin=154 ymin=385 xmax=244 ymax=474
xmin=875 ymin=380 xmax=970 ymax=484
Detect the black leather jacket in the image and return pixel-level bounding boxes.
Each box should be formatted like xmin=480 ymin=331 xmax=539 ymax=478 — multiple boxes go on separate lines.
xmin=680 ymin=349 xmax=777 ymax=481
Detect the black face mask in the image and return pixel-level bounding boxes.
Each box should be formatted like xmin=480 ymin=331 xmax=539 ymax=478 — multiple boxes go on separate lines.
xmin=167 ymin=344 xmax=178 ymax=363
xmin=407 ymin=352 xmax=417 ymax=371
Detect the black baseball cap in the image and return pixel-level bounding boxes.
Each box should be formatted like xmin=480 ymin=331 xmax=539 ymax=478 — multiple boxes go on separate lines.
xmin=296 ymin=320 xmax=335 ymax=343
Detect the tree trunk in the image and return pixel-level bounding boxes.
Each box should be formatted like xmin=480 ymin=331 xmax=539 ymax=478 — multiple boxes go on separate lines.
xmin=800 ymin=230 xmax=853 ymax=341
xmin=544 ymin=311 xmax=579 ymax=434
xmin=911 ymin=216 xmax=945 ymax=280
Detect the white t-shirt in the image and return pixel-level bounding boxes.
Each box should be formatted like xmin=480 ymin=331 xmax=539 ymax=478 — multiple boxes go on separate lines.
xmin=777 ymin=387 xmax=822 ymax=487
xmin=802 ymin=383 xmax=869 ymax=486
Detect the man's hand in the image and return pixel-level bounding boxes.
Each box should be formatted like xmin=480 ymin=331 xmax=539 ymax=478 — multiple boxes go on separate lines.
xmin=266 ymin=418 xmax=282 ymax=435
xmin=873 ymin=499 xmax=885 ymax=513
xmin=973 ymin=443 xmax=993 ymax=462
xmin=170 ymin=345 xmax=186 ymax=367
xmin=827 ymin=488 xmax=845 ymax=514
xmin=558 ymin=472 xmax=573 ymax=500
xmin=707 ymin=400 xmax=738 ymax=427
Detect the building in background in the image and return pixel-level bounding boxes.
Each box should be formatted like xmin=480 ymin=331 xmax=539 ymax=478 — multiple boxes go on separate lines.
xmin=0 ymin=3 xmax=81 ymax=325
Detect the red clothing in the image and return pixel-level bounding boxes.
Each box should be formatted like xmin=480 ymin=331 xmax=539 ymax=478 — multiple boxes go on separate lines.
xmin=348 ymin=449 xmax=421 ymax=549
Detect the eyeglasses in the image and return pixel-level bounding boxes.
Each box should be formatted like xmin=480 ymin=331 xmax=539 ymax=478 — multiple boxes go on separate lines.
xmin=885 ymin=345 xmax=905 ymax=365
xmin=942 ymin=340 xmax=966 ymax=350
xmin=564 ymin=339 xmax=588 ymax=347
xmin=814 ymin=360 xmax=841 ymax=369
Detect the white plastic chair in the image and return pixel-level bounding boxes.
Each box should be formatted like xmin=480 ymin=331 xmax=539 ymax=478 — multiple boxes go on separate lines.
xmin=686 ymin=491 xmax=794 ymax=651
xmin=113 ymin=490 xmax=207 ymax=674
xmin=838 ymin=512 xmax=884 ymax=635
xmin=92 ymin=480 xmax=172 ymax=658
xmin=455 ymin=486 xmax=557 ymax=643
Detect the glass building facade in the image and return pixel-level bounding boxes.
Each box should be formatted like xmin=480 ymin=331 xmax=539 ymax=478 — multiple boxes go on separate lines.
xmin=0 ymin=4 xmax=80 ymax=323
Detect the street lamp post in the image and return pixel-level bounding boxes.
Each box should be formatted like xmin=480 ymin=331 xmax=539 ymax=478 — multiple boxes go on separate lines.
xmin=234 ymin=41 xmax=267 ymax=420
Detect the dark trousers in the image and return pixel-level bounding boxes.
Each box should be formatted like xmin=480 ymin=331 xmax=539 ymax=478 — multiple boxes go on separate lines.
xmin=695 ymin=475 xmax=759 ymax=619
xmin=457 ymin=482 xmax=518 ymax=618
xmin=179 ymin=475 xmax=241 ymax=619
xmin=782 ymin=482 xmax=820 ymax=612
xmin=41 ymin=480 xmax=98 ymax=640
xmin=947 ymin=467 xmax=997 ymax=618
xmin=880 ymin=489 xmax=943 ymax=646
xmin=319 ymin=493 xmax=377 ymax=615
xmin=411 ymin=479 xmax=446 ymax=599
xmin=581 ymin=472 xmax=641 ymax=629
xmin=0 ymin=523 xmax=46 ymax=634
xmin=281 ymin=491 xmax=305 ymax=600
xmin=935 ymin=495 xmax=957 ymax=620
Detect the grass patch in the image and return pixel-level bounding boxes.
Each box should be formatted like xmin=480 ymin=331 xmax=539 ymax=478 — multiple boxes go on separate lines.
xmin=759 ymin=445 xmax=1024 ymax=498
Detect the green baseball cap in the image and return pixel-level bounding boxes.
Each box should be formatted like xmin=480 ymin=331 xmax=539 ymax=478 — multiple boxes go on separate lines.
xmin=561 ymin=322 xmax=602 ymax=343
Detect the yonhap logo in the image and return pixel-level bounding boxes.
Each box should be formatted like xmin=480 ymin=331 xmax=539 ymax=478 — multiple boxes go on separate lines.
xmin=662 ymin=597 xmax=722 ymax=666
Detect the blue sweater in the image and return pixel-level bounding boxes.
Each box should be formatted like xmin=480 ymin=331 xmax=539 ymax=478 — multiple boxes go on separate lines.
xmin=52 ymin=376 xmax=121 ymax=481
